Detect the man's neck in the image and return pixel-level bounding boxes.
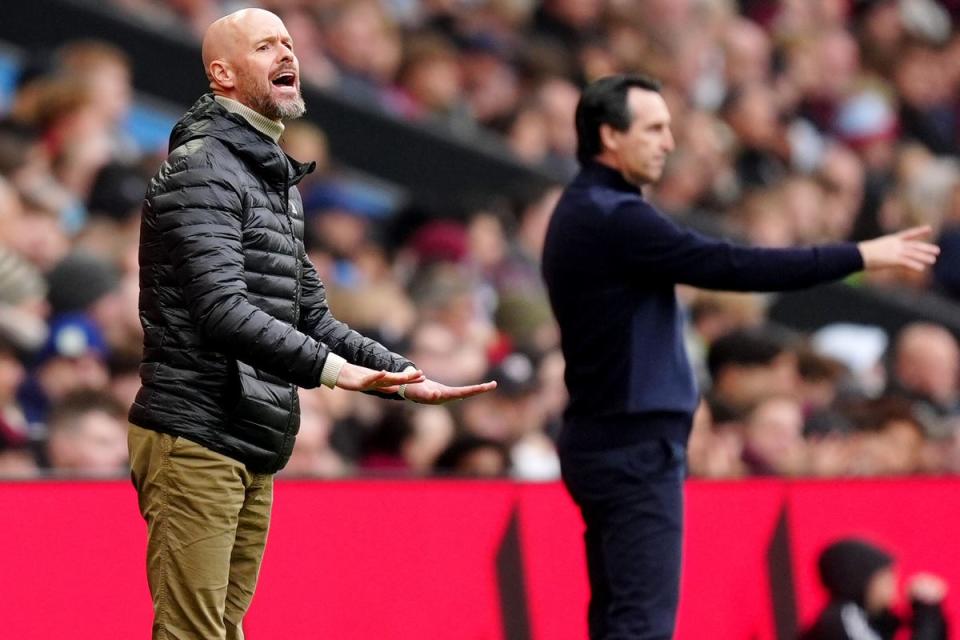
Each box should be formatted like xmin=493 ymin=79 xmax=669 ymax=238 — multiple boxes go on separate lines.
xmin=214 ymin=95 xmax=284 ymax=143
xmin=591 ymin=156 xmax=646 ymax=193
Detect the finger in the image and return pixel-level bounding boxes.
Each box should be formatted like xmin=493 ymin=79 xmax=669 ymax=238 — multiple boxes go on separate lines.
xmin=910 ymin=243 xmax=941 ymax=257
xmin=897 ymin=225 xmax=932 ymax=240
xmin=359 ymin=370 xmax=387 ymax=387
xmin=906 ymin=240 xmax=941 ymax=253
xmin=905 ymin=248 xmax=938 ymax=264
xmin=904 ymin=251 xmax=937 ymax=265
xmin=372 ymin=370 xmax=425 ymax=386
xmin=901 ymin=257 xmax=927 ymax=271
xmin=441 ymin=381 xmax=498 ymax=400
xmin=393 ymin=369 xmax=425 ymax=382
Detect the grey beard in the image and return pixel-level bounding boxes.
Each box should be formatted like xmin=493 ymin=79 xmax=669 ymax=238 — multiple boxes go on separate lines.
xmin=274 ymin=95 xmax=306 ymax=120
xmin=247 ymin=90 xmax=306 ymax=121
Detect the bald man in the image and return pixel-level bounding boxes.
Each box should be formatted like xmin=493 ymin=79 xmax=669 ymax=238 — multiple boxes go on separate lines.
xmin=891 ymin=322 xmax=960 ymax=419
xmin=128 ymin=9 xmax=494 ymax=639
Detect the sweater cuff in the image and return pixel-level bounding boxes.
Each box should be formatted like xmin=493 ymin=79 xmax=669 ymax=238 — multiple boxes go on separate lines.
xmin=320 ymin=353 xmax=347 ymax=388
xmin=820 ymin=242 xmax=865 ymax=275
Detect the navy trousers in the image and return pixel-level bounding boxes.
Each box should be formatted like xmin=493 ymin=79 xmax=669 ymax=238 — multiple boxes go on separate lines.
xmin=559 ymin=437 xmax=687 ymax=640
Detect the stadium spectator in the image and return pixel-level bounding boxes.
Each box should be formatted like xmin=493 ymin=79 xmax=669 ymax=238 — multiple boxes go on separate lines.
xmin=741 ymin=395 xmax=809 ymax=476
xmin=56 ymin=40 xmax=137 ymax=160
xmin=1 ymin=0 xmax=954 ymax=487
xmin=0 ymin=243 xmax=48 ymax=353
xmin=78 ymin=161 xmax=149 ymax=263
xmin=707 ymin=329 xmax=801 ymax=420
xmin=319 ymin=0 xmax=403 ymax=106
xmin=433 ymin=433 xmax=511 ymax=477
xmin=0 ymin=333 xmax=31 ymax=472
xmin=0 ymin=172 xmax=72 ymax=273
xmin=857 ymin=398 xmax=930 ymax=476
xmin=404 ymin=320 xmax=487 ymax=388
xmin=888 ymin=322 xmax=960 ymax=429
xmin=401 ymin=404 xmax=456 ymax=474
xmin=395 ymin=33 xmax=472 ymax=132
xmin=459 ymin=352 xmax=560 ymax=479
xmin=44 ymin=250 xmax=139 ymax=363
xmin=811 ymin=323 xmax=889 ymax=401
xmin=801 ymin=537 xmax=948 ymax=640
xmin=281 ymin=389 xmax=350 ymax=478
xmin=45 ymin=389 xmax=127 ymax=476
xmin=18 ymin=313 xmax=110 ymax=428
xmin=686 ymin=401 xmax=747 ymax=479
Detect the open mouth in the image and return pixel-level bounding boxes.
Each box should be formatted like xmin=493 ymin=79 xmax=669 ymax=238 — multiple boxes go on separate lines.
xmin=272 ymin=72 xmax=296 ymax=88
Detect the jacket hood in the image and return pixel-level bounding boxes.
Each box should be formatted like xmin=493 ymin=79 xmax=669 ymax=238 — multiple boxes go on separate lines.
xmin=818 ymin=538 xmax=893 ymax=606
xmin=168 ymin=94 xmax=314 ymax=187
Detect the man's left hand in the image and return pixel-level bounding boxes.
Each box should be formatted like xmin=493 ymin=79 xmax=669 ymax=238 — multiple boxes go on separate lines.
xmin=394 ymin=378 xmax=498 ymax=405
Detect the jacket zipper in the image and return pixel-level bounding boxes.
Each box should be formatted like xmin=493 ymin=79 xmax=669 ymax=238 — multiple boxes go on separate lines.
xmin=278 ymin=173 xmax=302 ymax=470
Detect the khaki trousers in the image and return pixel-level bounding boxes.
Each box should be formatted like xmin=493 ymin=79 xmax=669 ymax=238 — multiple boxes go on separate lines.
xmin=128 ymin=424 xmax=273 ymax=640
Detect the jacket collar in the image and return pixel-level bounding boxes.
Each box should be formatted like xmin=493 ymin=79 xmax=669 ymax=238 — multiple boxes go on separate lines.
xmin=169 ymin=94 xmax=315 ymax=188
xmin=213 ymin=96 xmax=284 ymax=143
xmin=575 ymin=160 xmax=643 ymax=196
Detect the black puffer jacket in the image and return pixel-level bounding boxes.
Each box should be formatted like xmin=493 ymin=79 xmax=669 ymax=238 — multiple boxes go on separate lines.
xmin=129 ymin=95 xmax=412 ymax=473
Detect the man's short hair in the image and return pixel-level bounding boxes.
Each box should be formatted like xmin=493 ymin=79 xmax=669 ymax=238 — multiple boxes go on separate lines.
xmin=574 ymin=74 xmax=662 ymax=164
xmin=707 ymin=329 xmax=789 ymax=379
xmin=47 ymin=389 xmax=125 ymax=435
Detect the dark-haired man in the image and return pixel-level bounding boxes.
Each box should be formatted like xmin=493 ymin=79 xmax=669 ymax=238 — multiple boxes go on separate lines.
xmin=541 ymin=74 xmax=939 ymax=639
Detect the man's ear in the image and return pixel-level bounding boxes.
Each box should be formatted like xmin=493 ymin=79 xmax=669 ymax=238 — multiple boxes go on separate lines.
xmin=599 ymin=123 xmax=620 ymax=154
xmin=209 ymin=60 xmax=236 ymax=90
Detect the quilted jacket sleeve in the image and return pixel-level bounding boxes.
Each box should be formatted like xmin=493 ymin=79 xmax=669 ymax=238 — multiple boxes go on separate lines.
xmin=151 ymin=144 xmax=329 ymax=388
xmin=298 ymin=254 xmax=414 ymax=373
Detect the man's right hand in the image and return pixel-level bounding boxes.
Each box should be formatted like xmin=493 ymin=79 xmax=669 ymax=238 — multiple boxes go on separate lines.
xmin=334 ymin=363 xmax=425 ymax=392
xmin=857 ymin=225 xmax=940 ymax=272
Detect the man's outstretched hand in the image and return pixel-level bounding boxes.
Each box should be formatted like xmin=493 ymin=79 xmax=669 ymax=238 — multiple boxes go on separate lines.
xmin=334 ymin=363 xmax=497 ymax=404
xmin=335 ymin=363 xmax=425 ymax=392
xmin=857 ymin=225 xmax=940 ymax=271
xmin=398 ymin=378 xmax=498 ymax=405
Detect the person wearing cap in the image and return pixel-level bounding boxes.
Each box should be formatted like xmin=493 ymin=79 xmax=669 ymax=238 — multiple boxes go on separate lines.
xmin=801 ymin=537 xmax=947 ymax=639
xmin=541 ymin=74 xmax=940 ymax=639
xmin=45 ymin=250 xmax=125 ymax=355
xmin=129 ymin=9 xmax=495 ymax=639
xmin=18 ymin=312 xmax=110 ymax=427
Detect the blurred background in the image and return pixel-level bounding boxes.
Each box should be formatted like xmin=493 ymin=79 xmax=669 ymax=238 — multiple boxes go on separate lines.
xmin=3 ymin=0 xmax=960 ymax=638
xmin=2 ymin=0 xmax=960 ymax=482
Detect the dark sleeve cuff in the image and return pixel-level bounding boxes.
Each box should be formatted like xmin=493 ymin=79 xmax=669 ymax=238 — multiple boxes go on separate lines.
xmin=816 ymin=242 xmax=864 ymax=278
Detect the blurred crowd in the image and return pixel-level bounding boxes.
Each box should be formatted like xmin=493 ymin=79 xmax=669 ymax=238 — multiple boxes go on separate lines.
xmin=2 ymin=0 xmax=960 ymax=480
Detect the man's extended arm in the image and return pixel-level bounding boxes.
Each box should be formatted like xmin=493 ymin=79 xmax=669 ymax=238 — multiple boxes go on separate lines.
xmin=153 ymin=147 xmax=415 ymax=392
xmin=297 ymin=253 xmax=413 ymax=373
xmin=605 ymin=200 xmax=936 ymax=291
xmin=298 ymin=253 xmax=496 ymax=402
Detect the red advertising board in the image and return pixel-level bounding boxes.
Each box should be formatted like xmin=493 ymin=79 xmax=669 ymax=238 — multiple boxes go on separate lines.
xmin=788 ymin=478 xmax=960 ymax=633
xmin=1 ymin=478 xmax=959 ymax=639
xmin=247 ymin=480 xmax=516 ymax=640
